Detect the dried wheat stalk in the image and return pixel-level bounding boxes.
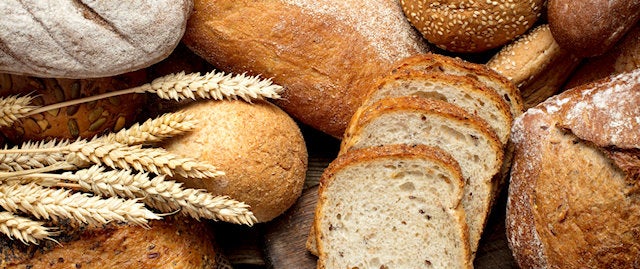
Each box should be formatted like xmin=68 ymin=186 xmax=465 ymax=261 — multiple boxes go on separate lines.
xmin=102 ymin=111 xmax=197 ymax=145
xmin=0 ymin=211 xmax=57 ymax=245
xmin=0 ymin=95 xmax=37 ymax=127
xmin=0 ymin=183 xmax=161 ymax=226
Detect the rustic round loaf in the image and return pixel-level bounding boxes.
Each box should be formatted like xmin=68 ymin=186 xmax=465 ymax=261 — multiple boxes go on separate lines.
xmin=0 ymin=71 xmax=147 ymax=143
xmin=162 ymin=100 xmax=308 ymax=222
xmin=0 ymin=0 xmax=192 ymax=78
xmin=400 ymin=0 xmax=544 ymax=53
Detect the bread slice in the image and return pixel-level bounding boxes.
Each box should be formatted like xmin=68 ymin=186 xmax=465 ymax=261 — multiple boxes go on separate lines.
xmin=392 ymin=53 xmax=524 ymax=118
xmin=361 ymin=70 xmax=513 ymax=145
xmin=341 ymin=96 xmax=504 ymax=255
xmin=315 ymin=144 xmax=471 ymax=269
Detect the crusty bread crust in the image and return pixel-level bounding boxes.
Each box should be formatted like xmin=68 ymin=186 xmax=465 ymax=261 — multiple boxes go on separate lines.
xmin=507 ymin=69 xmax=640 ymax=268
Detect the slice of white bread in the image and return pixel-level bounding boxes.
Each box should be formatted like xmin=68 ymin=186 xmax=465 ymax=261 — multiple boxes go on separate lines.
xmin=361 ymin=70 xmax=513 ymax=145
xmin=341 ymin=96 xmax=504 ymax=255
xmin=391 ymin=53 xmax=524 ymax=119
xmin=315 ymin=144 xmax=471 ymax=269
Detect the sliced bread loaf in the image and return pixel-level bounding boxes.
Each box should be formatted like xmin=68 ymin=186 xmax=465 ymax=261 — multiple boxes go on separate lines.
xmin=361 ymin=71 xmax=513 ymax=145
xmin=315 ymin=144 xmax=471 ymax=269
xmin=341 ymin=96 xmax=504 ymax=255
xmin=391 ymin=53 xmax=524 ymax=118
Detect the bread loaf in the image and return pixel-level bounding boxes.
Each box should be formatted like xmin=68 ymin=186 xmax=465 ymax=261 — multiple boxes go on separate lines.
xmin=315 ymin=144 xmax=471 ymax=268
xmin=0 ymin=217 xmax=228 ymax=269
xmin=400 ymin=0 xmax=544 ymax=53
xmin=507 ymin=68 xmax=640 ymax=268
xmin=0 ymin=71 xmax=147 ymax=143
xmin=0 ymin=1 xmax=192 ymax=78
xmin=162 ymin=100 xmax=308 ymax=222
xmin=341 ymin=96 xmax=504 ymax=256
xmin=548 ymin=0 xmax=640 ymax=57
xmin=182 ymin=0 xmax=429 ymax=138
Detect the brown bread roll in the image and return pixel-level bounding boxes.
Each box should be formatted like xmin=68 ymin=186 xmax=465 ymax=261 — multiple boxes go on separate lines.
xmin=507 ymin=69 xmax=640 ymax=268
xmin=162 ymin=100 xmax=308 ymax=222
xmin=0 ymin=71 xmax=147 ymax=143
xmin=400 ymin=0 xmax=545 ymax=53
xmin=548 ymin=0 xmax=640 ymax=57
xmin=182 ymin=0 xmax=429 ymax=138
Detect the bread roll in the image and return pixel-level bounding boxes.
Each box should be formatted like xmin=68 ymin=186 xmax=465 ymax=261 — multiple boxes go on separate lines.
xmin=548 ymin=0 xmax=640 ymax=57
xmin=182 ymin=0 xmax=429 ymax=138
xmin=507 ymin=69 xmax=640 ymax=268
xmin=0 ymin=71 xmax=147 ymax=143
xmin=400 ymin=0 xmax=544 ymax=53
xmin=0 ymin=217 xmax=228 ymax=269
xmin=162 ymin=100 xmax=308 ymax=222
xmin=0 ymin=1 xmax=192 ymax=78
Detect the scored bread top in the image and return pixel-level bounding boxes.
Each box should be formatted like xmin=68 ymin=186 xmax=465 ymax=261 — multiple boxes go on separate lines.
xmin=392 ymin=53 xmax=524 ymax=118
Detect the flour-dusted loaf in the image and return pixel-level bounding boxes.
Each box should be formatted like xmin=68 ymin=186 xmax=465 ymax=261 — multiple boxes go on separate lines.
xmin=341 ymin=96 xmax=503 ymax=256
xmin=315 ymin=144 xmax=471 ymax=269
xmin=162 ymin=100 xmax=308 ymax=222
xmin=0 ymin=1 xmax=192 ymax=78
xmin=182 ymin=0 xmax=429 ymax=138
xmin=362 ymin=70 xmax=512 ymax=145
xmin=507 ymin=68 xmax=640 ymax=268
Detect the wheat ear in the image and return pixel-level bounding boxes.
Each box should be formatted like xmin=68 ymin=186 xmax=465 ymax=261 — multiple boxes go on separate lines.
xmin=0 ymin=95 xmax=38 ymax=127
xmin=24 ymin=71 xmax=283 ymax=117
xmin=0 ymin=211 xmax=57 ymax=245
xmin=48 ymin=166 xmax=256 ymax=225
xmin=0 ymin=183 xmax=161 ymax=226
xmin=0 ymin=140 xmax=70 ymax=172
xmin=102 ymin=111 xmax=197 ymax=145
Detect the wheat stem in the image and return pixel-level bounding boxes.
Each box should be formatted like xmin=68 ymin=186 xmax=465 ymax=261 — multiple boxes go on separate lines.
xmin=0 ymin=162 xmax=75 ymax=179
xmin=102 ymin=111 xmax=197 ymax=145
xmin=0 ymin=211 xmax=58 ymax=245
xmin=0 ymin=183 xmax=161 ymax=226
xmin=24 ymin=71 xmax=283 ymax=117
xmin=0 ymin=95 xmax=38 ymax=127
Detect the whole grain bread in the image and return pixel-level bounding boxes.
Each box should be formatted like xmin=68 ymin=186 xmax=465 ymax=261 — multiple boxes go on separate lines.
xmin=507 ymin=68 xmax=640 ymax=268
xmin=0 ymin=1 xmax=192 ymax=78
xmin=315 ymin=144 xmax=471 ymax=269
xmin=182 ymin=0 xmax=429 ymax=138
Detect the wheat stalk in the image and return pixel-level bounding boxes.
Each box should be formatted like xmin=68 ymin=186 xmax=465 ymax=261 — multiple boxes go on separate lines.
xmin=0 ymin=211 xmax=57 ymax=245
xmin=102 ymin=111 xmax=197 ymax=145
xmin=0 ymin=183 xmax=161 ymax=226
xmin=0 ymin=95 xmax=38 ymax=127
xmin=23 ymin=71 xmax=283 ymax=117
xmin=35 ymin=166 xmax=255 ymax=225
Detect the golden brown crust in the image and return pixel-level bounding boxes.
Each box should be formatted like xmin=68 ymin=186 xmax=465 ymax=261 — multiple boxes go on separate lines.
xmin=183 ymin=0 xmax=428 ymax=138
xmin=162 ymin=100 xmax=308 ymax=222
xmin=0 ymin=71 xmax=147 ymax=143
xmin=548 ymin=0 xmax=640 ymax=57
xmin=400 ymin=0 xmax=544 ymax=53
xmin=507 ymin=69 xmax=640 ymax=268
xmin=0 ymin=217 xmax=222 ymax=269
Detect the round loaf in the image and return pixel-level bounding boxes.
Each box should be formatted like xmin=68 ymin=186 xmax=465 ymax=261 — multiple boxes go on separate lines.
xmin=507 ymin=69 xmax=640 ymax=268
xmin=548 ymin=0 xmax=640 ymax=57
xmin=0 ymin=1 xmax=192 ymax=78
xmin=400 ymin=0 xmax=544 ymax=53
xmin=0 ymin=71 xmax=147 ymax=143
xmin=162 ymin=100 xmax=308 ymax=222
xmin=182 ymin=0 xmax=429 ymax=138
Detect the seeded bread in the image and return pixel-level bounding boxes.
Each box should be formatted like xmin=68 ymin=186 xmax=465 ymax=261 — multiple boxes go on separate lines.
xmin=341 ymin=96 xmax=504 ymax=256
xmin=182 ymin=0 xmax=429 ymax=138
xmin=0 ymin=1 xmax=192 ymax=78
xmin=315 ymin=144 xmax=471 ymax=269
xmin=362 ymin=70 xmax=512 ymax=145
xmin=507 ymin=69 xmax=640 ymax=268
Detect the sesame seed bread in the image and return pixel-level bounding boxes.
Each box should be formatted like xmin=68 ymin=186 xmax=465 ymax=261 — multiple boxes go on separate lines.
xmin=341 ymin=96 xmax=504 ymax=256
xmin=399 ymin=0 xmax=545 ymax=53
xmin=182 ymin=0 xmax=429 ymax=138
xmin=391 ymin=53 xmax=524 ymax=120
xmin=315 ymin=144 xmax=472 ymax=269
xmin=507 ymin=69 xmax=640 ymax=268
xmin=361 ymin=70 xmax=513 ymax=145
xmin=548 ymin=0 xmax=640 ymax=57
